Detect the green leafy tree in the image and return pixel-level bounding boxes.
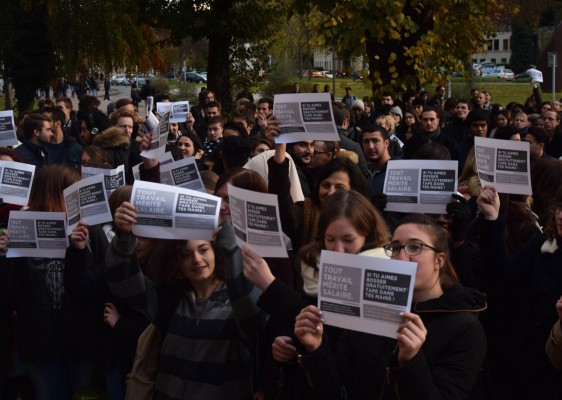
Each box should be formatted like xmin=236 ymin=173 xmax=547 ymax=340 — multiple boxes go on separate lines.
xmin=158 ymin=0 xmax=284 ymax=111
xmin=2 ymin=1 xmax=56 ymax=113
xmin=302 ymin=0 xmax=518 ymax=99
xmin=1 ymin=0 xmax=162 ymax=113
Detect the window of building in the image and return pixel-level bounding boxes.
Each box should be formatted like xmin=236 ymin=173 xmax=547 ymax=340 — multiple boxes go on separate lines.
xmin=503 ymin=39 xmax=509 ymax=51
xmin=501 ymin=58 xmax=507 ymax=64
xmin=487 ymin=40 xmax=493 ymax=51
xmin=491 ymin=58 xmax=497 ymax=63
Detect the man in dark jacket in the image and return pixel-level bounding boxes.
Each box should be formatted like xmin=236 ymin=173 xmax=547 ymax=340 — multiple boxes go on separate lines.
xmin=42 ymin=107 xmax=82 ymax=168
xmin=402 ymin=106 xmax=456 ymax=159
xmin=14 ymin=113 xmax=53 ymax=170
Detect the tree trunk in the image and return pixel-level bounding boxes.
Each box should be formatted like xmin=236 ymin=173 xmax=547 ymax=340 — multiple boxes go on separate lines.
xmin=208 ymin=33 xmax=232 ymax=113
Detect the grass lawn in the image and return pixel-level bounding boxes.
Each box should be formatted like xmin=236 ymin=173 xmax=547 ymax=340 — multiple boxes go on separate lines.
xmin=292 ymin=77 xmax=562 ymax=108
xmin=2 ymin=77 xmax=561 ymax=111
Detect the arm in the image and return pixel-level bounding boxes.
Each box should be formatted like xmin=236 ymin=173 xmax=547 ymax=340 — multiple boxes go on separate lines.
xmin=104 ymin=201 xmax=157 ymax=321
xmin=215 ymin=222 xmax=265 ymax=338
xmin=65 ymin=222 xmax=109 ymax=298
xmin=546 ymin=297 xmax=562 ymax=370
xmin=532 ymin=81 xmax=543 ymax=106
xmin=391 ymin=317 xmax=486 ymax=400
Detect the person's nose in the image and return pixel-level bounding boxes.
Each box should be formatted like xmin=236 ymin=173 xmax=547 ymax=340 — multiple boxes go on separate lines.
xmin=333 ymin=241 xmax=345 ymax=253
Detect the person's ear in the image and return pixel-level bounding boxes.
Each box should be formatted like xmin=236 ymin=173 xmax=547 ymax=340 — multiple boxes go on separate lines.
xmin=435 ymin=253 xmax=446 ymax=271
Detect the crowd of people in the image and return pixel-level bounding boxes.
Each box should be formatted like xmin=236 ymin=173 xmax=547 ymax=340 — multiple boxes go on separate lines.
xmin=0 ymin=79 xmax=562 ymax=400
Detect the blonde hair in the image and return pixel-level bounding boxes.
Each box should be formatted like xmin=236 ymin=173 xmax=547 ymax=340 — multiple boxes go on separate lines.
xmin=376 ymin=114 xmax=396 ymax=133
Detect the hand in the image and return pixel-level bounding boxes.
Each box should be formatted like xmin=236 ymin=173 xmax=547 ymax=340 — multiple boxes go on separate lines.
xmin=0 ymin=229 xmax=9 ymax=256
xmin=476 ymin=185 xmax=500 ymax=220
xmin=103 ymin=302 xmax=121 ymax=328
xmin=213 ymin=221 xmax=237 ymax=255
xmin=272 ymin=336 xmax=298 ymax=363
xmin=265 ymin=115 xmax=280 ymax=143
xmin=242 ymin=245 xmax=275 ymax=291
xmin=257 ymin=113 xmax=267 ymax=127
xmin=140 ymin=132 xmax=152 ymax=152
xmin=396 ymin=312 xmax=427 ymax=366
xmin=114 ymin=201 xmax=137 ymax=236
xmin=70 ymin=220 xmax=90 ymax=250
xmin=447 ymin=194 xmax=472 ymax=242
xmin=186 ymin=112 xmax=195 ymax=127
xmin=253 ymin=391 xmax=265 ymax=400
xmin=194 ymin=149 xmax=204 ymax=160
xmin=556 ymin=297 xmax=562 ymax=321
xmin=294 ymin=305 xmax=324 ymax=353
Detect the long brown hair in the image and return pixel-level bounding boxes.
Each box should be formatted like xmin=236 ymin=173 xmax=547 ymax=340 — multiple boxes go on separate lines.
xmin=299 ymin=190 xmax=389 ymax=269
xmin=28 ymin=164 xmax=81 ymax=212
xmin=545 ymin=187 xmax=562 ymax=241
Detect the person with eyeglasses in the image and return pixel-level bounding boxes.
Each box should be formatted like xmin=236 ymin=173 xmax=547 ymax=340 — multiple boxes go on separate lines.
xmin=543 ymin=110 xmax=562 ymax=159
xmin=477 ymin=185 xmax=562 ymax=398
xmin=292 ymin=213 xmax=487 ymax=399
xmin=240 ymin=190 xmax=389 ymax=399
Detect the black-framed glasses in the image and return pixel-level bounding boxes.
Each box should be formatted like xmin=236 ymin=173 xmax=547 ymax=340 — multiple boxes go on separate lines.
xmin=383 ymin=241 xmax=441 ymax=257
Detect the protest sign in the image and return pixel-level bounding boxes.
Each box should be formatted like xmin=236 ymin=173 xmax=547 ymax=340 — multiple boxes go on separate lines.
xmin=7 ymin=211 xmax=68 ymax=258
xmin=474 ymin=137 xmax=532 ymax=195
xmin=131 ymin=180 xmax=220 ymax=240
xmin=160 ymin=156 xmax=206 ymax=192
xmin=0 ymin=160 xmax=35 ymax=206
xmin=64 ymin=174 xmax=112 ymax=234
xmin=0 ymin=110 xmax=18 ymax=147
xmin=383 ymin=160 xmax=458 ymax=213
xmin=272 ymin=93 xmax=340 ymax=143
xmin=141 ymin=111 xmax=169 ymax=159
xmin=318 ymin=250 xmax=417 ymax=339
xmin=157 ymin=101 xmax=190 ymax=123
xmin=227 ymin=184 xmax=288 ymax=258
xmin=81 ymin=165 xmax=125 ymax=198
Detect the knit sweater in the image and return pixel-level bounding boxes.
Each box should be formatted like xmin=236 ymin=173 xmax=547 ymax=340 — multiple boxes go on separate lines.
xmin=105 ymin=232 xmax=264 ymax=400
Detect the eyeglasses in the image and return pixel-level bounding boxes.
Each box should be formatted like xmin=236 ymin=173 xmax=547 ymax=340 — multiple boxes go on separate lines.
xmin=383 ymin=241 xmax=441 ymax=257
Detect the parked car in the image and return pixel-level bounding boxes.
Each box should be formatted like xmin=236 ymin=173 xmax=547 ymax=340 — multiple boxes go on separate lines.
xmin=499 ymin=69 xmax=515 ymax=80
xmin=350 ymin=71 xmax=364 ymax=80
xmin=321 ymin=70 xmax=334 ymax=78
xmin=133 ymin=74 xmax=156 ymax=86
xmin=482 ymin=69 xmax=503 ymax=78
xmin=110 ymin=74 xmax=130 ymax=86
xmin=301 ymin=70 xmax=327 ymax=78
xmin=178 ymin=71 xmax=207 ymax=83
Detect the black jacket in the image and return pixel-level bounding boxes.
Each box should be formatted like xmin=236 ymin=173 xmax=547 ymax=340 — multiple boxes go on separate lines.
xmin=301 ymin=285 xmax=487 ymax=400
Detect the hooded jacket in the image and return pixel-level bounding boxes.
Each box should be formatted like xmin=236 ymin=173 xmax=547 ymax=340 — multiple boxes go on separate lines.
xmin=301 ymin=285 xmax=487 ymax=400
xmin=93 ymin=128 xmax=142 ymax=184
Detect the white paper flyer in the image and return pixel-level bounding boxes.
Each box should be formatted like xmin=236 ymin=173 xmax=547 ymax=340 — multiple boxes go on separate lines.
xmin=81 ymin=164 xmax=125 ymax=198
xmin=0 ymin=110 xmax=18 ymax=147
xmin=0 ymin=160 xmax=35 ymax=206
xmin=383 ymin=159 xmax=458 ymax=213
xmin=318 ymin=250 xmax=417 ymax=339
xmin=474 ymin=137 xmax=532 ymax=195
xmin=157 ymin=101 xmax=190 ymax=123
xmin=141 ymin=111 xmax=169 ymax=159
xmin=160 ymin=156 xmax=206 ymax=193
xmin=131 ymin=180 xmax=221 ymax=240
xmin=272 ymin=93 xmax=340 ymax=143
xmin=227 ymin=184 xmax=288 ymax=258
xmin=6 ymin=211 xmax=69 ymax=258
xmin=64 ymin=174 xmax=112 ymax=234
